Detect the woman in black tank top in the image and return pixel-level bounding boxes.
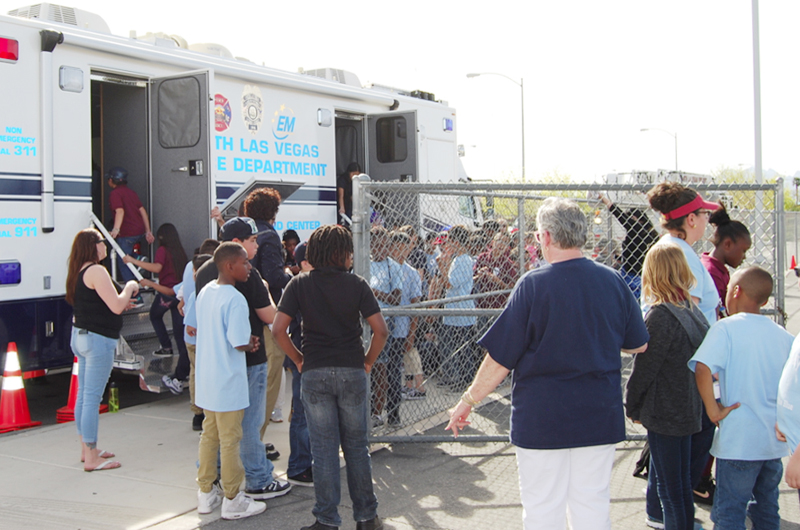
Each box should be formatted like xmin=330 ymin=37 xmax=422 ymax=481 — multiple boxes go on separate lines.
xmin=66 ymin=228 xmax=139 ymax=472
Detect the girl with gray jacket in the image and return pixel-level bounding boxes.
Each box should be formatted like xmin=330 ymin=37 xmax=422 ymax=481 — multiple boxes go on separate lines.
xmin=626 ymin=243 xmax=709 ymax=530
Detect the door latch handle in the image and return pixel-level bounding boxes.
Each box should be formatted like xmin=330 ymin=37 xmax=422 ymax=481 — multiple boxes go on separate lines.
xmin=173 ymin=166 xmax=188 ymax=172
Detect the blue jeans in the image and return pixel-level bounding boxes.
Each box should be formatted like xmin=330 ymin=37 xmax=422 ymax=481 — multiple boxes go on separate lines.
xmin=115 ymin=234 xmax=144 ymax=282
xmin=70 ymin=327 xmax=116 ymax=444
xmin=691 ymin=407 xmax=716 ymax=489
xmin=150 ymin=293 xmax=189 ymax=380
xmin=302 ymin=367 xmax=378 ymax=526
xmin=647 ymin=430 xmax=694 ymax=529
xmin=439 ymin=324 xmax=476 ymax=388
xmin=287 ymin=364 xmax=312 ymax=477
xmin=712 ymin=458 xmax=782 ymax=530
xmin=241 ymin=362 xmax=274 ymax=490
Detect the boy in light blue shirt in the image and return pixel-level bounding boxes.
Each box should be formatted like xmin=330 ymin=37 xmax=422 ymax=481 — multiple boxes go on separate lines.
xmin=689 ymin=266 xmax=794 ymax=529
xmin=777 ymin=333 xmax=800 ymax=497
xmin=195 ymin=243 xmax=263 ymax=520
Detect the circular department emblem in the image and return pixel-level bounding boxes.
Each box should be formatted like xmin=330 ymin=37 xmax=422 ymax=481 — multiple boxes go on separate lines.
xmin=271 ymin=104 xmax=296 ymax=140
xmin=214 ymin=94 xmax=232 ymax=132
xmin=241 ymin=85 xmax=263 ymax=135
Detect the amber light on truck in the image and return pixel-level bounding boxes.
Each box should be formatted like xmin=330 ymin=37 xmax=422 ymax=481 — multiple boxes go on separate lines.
xmin=0 ymin=37 xmax=19 ymax=62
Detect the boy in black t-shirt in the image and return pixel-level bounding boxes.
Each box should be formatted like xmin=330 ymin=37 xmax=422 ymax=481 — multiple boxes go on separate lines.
xmin=272 ymin=225 xmax=388 ymax=530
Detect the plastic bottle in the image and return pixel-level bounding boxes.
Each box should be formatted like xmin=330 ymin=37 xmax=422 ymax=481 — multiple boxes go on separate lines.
xmin=108 ymin=381 xmax=119 ymax=413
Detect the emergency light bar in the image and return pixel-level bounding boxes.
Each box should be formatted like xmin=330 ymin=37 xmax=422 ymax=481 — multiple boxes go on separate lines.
xmin=0 ymin=37 xmax=19 ymax=62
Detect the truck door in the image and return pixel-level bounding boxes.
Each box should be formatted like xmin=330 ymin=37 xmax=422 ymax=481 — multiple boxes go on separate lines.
xmin=367 ymin=111 xmax=417 ymax=182
xmin=149 ymin=71 xmax=212 ymax=256
xmin=367 ymin=111 xmax=419 ymax=228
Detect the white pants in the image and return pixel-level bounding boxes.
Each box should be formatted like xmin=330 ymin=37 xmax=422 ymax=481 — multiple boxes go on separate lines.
xmin=516 ymin=443 xmax=615 ymax=530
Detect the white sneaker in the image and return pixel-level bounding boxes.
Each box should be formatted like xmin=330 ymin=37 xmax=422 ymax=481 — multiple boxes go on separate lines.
xmin=221 ymin=491 xmax=266 ymax=520
xmin=197 ymin=483 xmax=222 ymax=514
xmin=162 ymin=375 xmax=183 ymax=395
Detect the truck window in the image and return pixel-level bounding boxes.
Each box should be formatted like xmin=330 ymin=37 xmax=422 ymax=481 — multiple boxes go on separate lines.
xmin=158 ymin=77 xmax=201 ymax=148
xmin=458 ymin=196 xmax=477 ymax=219
xmin=0 ymin=262 xmax=21 ymax=286
xmin=376 ymin=116 xmax=407 ymax=163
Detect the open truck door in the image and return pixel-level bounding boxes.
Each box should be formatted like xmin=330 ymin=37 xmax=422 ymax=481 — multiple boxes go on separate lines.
xmin=149 ymin=71 xmax=212 ymax=255
xmin=367 ymin=111 xmax=418 ymax=228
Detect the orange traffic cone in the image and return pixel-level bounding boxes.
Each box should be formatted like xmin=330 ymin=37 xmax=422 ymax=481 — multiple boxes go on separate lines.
xmin=56 ymin=356 xmax=108 ymax=423
xmin=791 ymin=256 xmax=797 ymax=270
xmin=0 ymin=342 xmax=42 ymax=434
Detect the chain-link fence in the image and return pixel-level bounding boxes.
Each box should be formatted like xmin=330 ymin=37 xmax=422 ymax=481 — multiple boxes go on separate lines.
xmin=351 ymin=177 xmax=784 ymax=443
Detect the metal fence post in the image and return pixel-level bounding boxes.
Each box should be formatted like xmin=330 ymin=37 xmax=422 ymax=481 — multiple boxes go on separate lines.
xmin=352 ymin=173 xmax=370 ymax=280
xmin=517 ymin=197 xmax=526 ymax=275
xmin=776 ymin=178 xmax=786 ymax=326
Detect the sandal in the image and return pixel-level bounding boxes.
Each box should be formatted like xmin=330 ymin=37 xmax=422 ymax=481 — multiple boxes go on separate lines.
xmin=84 ymin=460 xmax=121 ymax=472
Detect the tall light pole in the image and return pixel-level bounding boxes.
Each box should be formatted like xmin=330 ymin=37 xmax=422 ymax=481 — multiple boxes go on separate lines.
xmin=467 ymin=72 xmax=525 ymax=182
xmin=640 ymin=128 xmax=678 ymax=171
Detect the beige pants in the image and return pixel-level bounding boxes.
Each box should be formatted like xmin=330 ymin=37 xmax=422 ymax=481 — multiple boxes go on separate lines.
xmin=197 ymin=409 xmax=245 ymax=499
xmin=403 ymin=346 xmax=423 ymax=376
xmin=187 ymin=344 xmax=203 ymax=416
xmin=260 ymin=325 xmax=286 ymax=440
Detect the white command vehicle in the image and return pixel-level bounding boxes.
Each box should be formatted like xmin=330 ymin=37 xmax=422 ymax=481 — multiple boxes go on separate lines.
xmin=0 ymin=4 xmax=476 ymax=386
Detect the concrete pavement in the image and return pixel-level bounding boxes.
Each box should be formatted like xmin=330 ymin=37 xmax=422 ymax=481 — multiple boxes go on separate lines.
xmin=2 ymin=275 xmax=800 ymax=529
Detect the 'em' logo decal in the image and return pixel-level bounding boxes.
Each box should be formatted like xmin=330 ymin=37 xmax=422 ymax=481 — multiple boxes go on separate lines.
xmin=272 ymin=104 xmax=296 ymax=140
xmin=242 ymin=85 xmax=263 ymax=135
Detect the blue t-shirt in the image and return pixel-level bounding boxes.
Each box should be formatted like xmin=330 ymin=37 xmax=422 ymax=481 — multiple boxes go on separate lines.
xmin=660 ymin=235 xmax=719 ymax=324
xmin=194 ymin=282 xmax=252 ymax=412
xmin=370 ymin=258 xmax=403 ymax=311
xmin=479 ymin=258 xmax=649 ymax=449
xmin=183 ymin=290 xmax=197 ymax=345
xmin=393 ymin=261 xmax=422 ymax=338
xmin=777 ymin=335 xmax=800 ymax=453
xmin=444 ymin=253 xmax=476 ymax=327
xmin=688 ymin=313 xmax=794 ymax=460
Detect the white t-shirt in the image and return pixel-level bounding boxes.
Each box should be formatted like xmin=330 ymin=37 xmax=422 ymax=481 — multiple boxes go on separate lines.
xmin=689 ymin=313 xmax=794 ymax=460
xmin=194 ymin=282 xmax=251 ymax=412
xmin=778 ymin=335 xmax=800 ymax=452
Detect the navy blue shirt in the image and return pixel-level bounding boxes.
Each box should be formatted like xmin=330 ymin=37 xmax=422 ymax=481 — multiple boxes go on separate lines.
xmin=480 ymin=258 xmax=648 ymax=450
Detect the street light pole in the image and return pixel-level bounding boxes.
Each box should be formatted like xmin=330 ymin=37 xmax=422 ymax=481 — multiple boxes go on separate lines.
xmin=640 ymin=128 xmax=678 ymax=171
xmin=467 ymin=72 xmax=525 ymax=182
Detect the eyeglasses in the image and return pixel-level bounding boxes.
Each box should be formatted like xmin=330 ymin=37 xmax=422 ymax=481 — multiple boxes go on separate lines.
xmin=696 ymin=210 xmax=712 ymax=217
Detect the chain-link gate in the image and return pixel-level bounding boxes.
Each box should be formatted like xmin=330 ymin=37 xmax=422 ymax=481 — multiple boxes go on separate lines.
xmin=350 ymin=177 xmax=785 ymax=443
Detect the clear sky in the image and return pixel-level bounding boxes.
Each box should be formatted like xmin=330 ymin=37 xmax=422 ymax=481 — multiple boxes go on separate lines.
xmin=4 ymin=0 xmax=798 ymax=182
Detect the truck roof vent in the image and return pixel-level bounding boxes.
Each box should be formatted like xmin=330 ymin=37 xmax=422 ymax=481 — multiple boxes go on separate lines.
xmin=300 ymin=68 xmax=361 ymax=88
xmin=8 ymin=3 xmax=111 ymax=33
xmin=188 ymin=42 xmax=234 ymax=59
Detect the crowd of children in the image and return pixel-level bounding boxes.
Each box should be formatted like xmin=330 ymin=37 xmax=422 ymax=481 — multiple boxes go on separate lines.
xmin=93 ymin=172 xmax=800 ymax=529
xmin=623 ymin=181 xmax=800 ymax=530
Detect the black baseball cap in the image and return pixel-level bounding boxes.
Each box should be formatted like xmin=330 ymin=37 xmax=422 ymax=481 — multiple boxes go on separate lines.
xmin=219 ymin=217 xmax=259 ymax=242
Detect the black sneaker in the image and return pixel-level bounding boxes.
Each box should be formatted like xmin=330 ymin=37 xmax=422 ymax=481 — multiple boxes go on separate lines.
xmin=192 ymin=413 xmax=204 ymax=432
xmin=245 ymin=478 xmax=291 ymax=500
xmin=153 ymin=348 xmax=174 ymax=357
xmin=288 ymin=467 xmax=313 ymax=487
xmin=265 ymin=442 xmax=275 ymax=452
xmin=356 ymin=516 xmax=383 ymax=530
xmin=301 ymin=521 xmax=338 ymax=530
xmin=266 ymin=448 xmax=281 ymax=461
xmin=130 ymin=294 xmax=145 ymax=309
xmin=693 ymin=475 xmax=716 ymax=505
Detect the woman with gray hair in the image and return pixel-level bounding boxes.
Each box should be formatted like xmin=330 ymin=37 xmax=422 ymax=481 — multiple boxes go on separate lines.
xmin=447 ymin=197 xmax=649 ymax=530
